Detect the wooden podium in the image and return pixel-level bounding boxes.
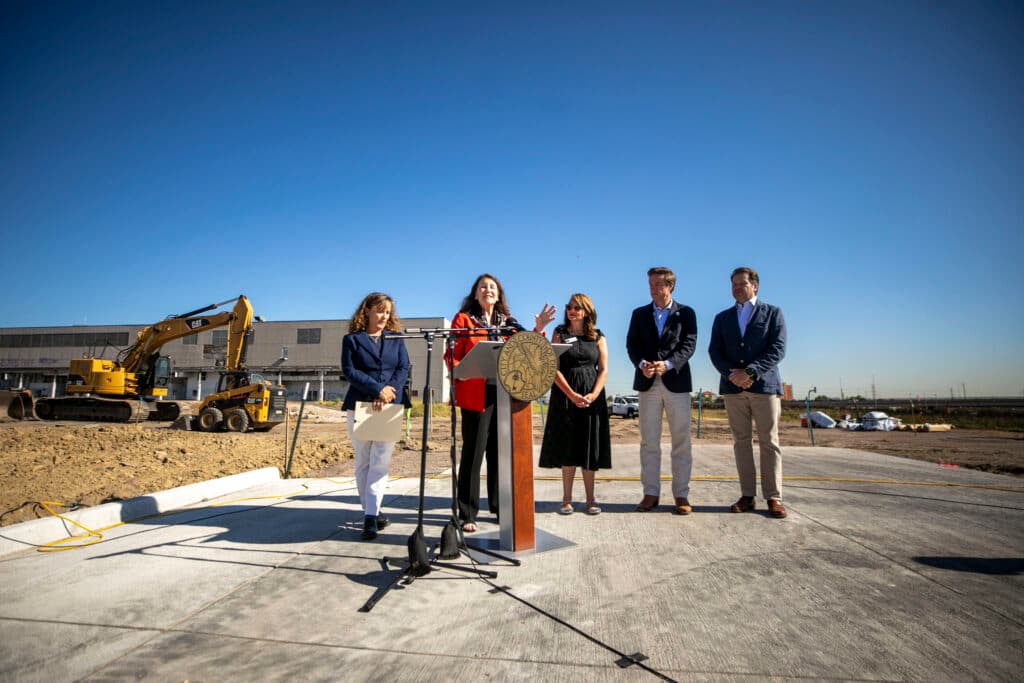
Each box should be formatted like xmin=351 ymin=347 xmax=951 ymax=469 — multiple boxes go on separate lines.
xmin=453 ymin=338 xmax=567 ymax=552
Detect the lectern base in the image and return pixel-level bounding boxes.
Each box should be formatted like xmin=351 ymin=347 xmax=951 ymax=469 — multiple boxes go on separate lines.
xmin=464 ymin=528 xmax=575 ymax=563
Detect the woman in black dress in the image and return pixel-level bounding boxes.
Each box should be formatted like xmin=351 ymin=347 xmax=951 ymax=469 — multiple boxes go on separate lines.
xmin=539 ymin=293 xmax=612 ymax=515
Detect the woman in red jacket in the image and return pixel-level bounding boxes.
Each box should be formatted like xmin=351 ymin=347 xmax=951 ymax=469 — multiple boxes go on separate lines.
xmin=448 ymin=273 xmax=555 ymax=532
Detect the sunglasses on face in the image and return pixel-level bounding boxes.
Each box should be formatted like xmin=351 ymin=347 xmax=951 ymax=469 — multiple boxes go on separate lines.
xmin=566 ymin=304 xmax=583 ymax=311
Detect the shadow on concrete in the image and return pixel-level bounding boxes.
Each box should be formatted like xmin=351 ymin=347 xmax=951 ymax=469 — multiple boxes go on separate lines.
xmin=83 ymin=498 xmax=471 ymax=594
xmin=123 ymin=496 xmax=458 ymax=542
xmin=116 ymin=494 xmax=161 ymax=522
xmin=786 ymin=484 xmax=1024 ymax=511
xmin=913 ymin=556 xmax=1024 ymax=575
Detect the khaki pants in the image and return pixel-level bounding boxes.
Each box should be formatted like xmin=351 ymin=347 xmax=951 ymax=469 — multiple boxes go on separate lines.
xmin=638 ymin=378 xmax=692 ymax=499
xmin=724 ymin=392 xmax=782 ymax=501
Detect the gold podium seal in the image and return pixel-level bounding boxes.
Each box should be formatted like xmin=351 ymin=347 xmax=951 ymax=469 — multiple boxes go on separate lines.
xmin=497 ymin=331 xmax=558 ymax=402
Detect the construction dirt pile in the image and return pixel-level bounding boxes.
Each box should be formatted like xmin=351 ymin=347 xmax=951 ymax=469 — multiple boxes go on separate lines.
xmin=2 ymin=404 xmax=1020 ymax=527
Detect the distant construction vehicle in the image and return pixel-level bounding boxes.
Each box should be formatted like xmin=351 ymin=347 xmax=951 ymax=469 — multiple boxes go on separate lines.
xmin=191 ymin=299 xmax=286 ymax=433
xmin=192 ymin=369 xmax=286 ymax=432
xmin=30 ymin=296 xmax=285 ymax=431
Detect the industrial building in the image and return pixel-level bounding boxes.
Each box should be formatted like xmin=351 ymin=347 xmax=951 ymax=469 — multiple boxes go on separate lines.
xmin=0 ymin=317 xmax=451 ymax=404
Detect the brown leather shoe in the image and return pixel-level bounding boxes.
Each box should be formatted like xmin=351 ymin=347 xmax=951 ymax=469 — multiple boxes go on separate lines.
xmin=767 ymin=499 xmax=788 ymax=519
xmin=635 ymin=495 xmax=659 ymax=512
xmin=730 ymin=496 xmax=756 ymax=513
xmin=673 ymin=497 xmax=692 ymax=515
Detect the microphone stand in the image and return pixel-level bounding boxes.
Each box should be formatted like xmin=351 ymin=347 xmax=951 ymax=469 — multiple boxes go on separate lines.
xmin=360 ymin=327 xmax=513 ymax=613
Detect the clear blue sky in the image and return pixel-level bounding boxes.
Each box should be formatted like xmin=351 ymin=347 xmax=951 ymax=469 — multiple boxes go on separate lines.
xmin=2 ymin=1 xmax=1021 ymax=398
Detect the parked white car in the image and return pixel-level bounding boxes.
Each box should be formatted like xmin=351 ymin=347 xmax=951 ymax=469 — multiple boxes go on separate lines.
xmin=608 ymin=394 xmax=639 ymax=418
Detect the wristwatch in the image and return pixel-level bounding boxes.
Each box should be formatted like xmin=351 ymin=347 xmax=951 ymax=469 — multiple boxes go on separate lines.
xmin=744 ymin=367 xmax=757 ymax=380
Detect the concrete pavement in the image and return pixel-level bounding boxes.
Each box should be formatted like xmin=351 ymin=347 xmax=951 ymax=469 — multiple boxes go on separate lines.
xmin=1 ymin=442 xmax=1022 ymax=681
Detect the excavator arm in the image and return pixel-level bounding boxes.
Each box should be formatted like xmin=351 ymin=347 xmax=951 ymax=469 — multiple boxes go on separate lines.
xmin=118 ymin=296 xmax=253 ymax=373
xmin=224 ymin=295 xmax=254 ymax=372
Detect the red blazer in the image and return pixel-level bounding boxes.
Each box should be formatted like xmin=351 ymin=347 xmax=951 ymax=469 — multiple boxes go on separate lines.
xmin=446 ymin=312 xmax=492 ymax=412
xmin=446 ymin=311 xmax=545 ymax=411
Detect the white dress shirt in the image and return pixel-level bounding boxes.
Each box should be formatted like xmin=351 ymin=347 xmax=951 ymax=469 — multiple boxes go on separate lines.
xmin=737 ymin=296 xmax=757 ymax=337
xmin=652 ymin=300 xmax=674 ymax=370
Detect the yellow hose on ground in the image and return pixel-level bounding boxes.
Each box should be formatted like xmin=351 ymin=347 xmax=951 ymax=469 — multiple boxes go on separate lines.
xmin=33 ymin=485 xmax=310 ymax=552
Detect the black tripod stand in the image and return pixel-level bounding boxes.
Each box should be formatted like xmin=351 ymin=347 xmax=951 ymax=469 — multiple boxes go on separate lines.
xmin=360 ymin=328 xmax=513 ymax=613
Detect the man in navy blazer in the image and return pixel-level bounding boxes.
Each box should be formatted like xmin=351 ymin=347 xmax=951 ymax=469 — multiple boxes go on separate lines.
xmin=708 ymin=267 xmax=788 ymax=518
xmin=626 ymin=267 xmax=698 ymax=515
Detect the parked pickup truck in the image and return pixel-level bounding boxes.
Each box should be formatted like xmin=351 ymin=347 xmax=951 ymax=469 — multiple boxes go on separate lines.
xmin=608 ymin=394 xmax=639 ymax=418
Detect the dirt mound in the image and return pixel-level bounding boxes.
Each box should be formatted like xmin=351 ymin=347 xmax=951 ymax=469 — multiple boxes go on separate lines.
xmin=0 ymin=419 xmax=354 ymax=527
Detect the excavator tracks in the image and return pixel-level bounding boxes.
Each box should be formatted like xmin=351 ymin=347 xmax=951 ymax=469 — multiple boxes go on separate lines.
xmin=33 ymin=397 xmax=180 ymax=423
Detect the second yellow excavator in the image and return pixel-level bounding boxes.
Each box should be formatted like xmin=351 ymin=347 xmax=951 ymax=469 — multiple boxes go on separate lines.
xmin=191 ymin=298 xmax=286 ymax=433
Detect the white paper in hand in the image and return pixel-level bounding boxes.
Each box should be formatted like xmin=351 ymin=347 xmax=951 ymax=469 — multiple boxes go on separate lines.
xmin=352 ymin=402 xmax=404 ymax=442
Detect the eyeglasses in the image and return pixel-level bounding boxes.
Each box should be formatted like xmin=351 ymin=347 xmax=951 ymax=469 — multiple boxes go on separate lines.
xmin=565 ymin=304 xmax=583 ymax=311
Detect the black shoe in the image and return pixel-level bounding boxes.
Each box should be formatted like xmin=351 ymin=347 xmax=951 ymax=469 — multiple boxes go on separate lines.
xmin=730 ymin=496 xmax=756 ymax=513
xmin=375 ymin=514 xmax=390 ymax=530
xmin=361 ymin=516 xmax=378 ymax=540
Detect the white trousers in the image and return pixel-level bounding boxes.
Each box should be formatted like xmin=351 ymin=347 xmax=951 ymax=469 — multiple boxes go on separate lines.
xmin=638 ymin=378 xmax=693 ymax=499
xmin=346 ymin=410 xmax=395 ymax=517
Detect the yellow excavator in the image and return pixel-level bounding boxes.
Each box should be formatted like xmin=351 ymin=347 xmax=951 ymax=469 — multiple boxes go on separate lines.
xmin=32 ymin=296 xmax=285 ymax=431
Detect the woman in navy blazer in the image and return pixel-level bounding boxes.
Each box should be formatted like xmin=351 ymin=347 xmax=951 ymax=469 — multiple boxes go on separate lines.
xmin=341 ymin=292 xmax=411 ymax=540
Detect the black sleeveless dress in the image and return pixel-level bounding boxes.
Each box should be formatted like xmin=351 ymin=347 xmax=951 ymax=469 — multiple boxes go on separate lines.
xmin=538 ymin=326 xmax=612 ymax=470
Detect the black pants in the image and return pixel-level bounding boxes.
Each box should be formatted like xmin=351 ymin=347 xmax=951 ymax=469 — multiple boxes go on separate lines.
xmin=457 ymin=385 xmax=498 ymax=524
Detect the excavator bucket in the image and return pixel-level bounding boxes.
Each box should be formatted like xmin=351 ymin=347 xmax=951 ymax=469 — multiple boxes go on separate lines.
xmin=0 ymin=389 xmax=35 ymax=420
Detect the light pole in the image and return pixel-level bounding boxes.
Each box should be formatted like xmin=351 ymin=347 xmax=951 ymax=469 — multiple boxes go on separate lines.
xmin=695 ymin=388 xmax=703 ymax=438
xmin=806 ymin=386 xmax=817 ymax=446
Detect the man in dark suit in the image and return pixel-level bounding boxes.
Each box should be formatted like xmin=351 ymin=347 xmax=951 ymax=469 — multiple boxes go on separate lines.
xmin=708 ymin=267 xmax=788 ymax=518
xmin=626 ymin=267 xmax=698 ymax=514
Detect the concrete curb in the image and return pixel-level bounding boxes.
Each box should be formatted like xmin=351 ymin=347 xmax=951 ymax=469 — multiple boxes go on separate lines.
xmin=0 ymin=467 xmax=282 ymax=558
